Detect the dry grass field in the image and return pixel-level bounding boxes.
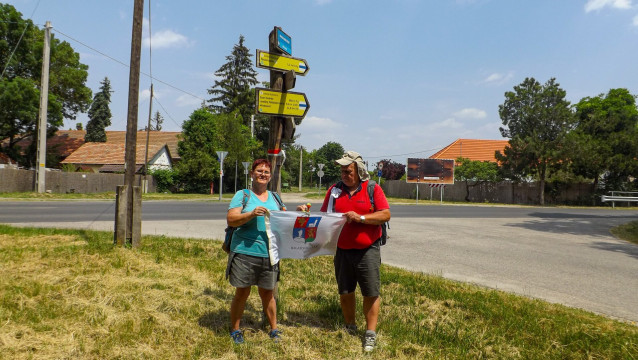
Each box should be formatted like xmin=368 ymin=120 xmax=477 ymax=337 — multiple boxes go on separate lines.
xmin=1 ymin=225 xmax=637 ymax=359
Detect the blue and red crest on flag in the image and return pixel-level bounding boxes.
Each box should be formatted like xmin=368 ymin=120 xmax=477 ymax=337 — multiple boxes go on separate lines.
xmin=293 ymin=216 xmax=322 ymax=243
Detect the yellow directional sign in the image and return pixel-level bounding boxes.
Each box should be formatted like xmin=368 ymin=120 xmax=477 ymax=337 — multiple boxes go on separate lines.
xmin=255 ymin=88 xmax=310 ymax=118
xmin=256 ymin=50 xmax=309 ymax=76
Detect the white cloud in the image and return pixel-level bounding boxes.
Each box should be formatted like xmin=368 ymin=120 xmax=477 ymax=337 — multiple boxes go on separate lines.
xmin=139 ymin=88 xmax=151 ymax=101
xmin=483 ymin=71 xmax=514 ymax=85
xmin=298 ymin=116 xmax=340 ymax=130
xmin=295 ymin=116 xmax=346 ymax=150
xmin=431 ymin=118 xmax=463 ymax=130
xmin=176 ymin=94 xmax=204 ymax=108
xmin=256 ymin=72 xmax=269 ymax=84
xmin=584 ymin=0 xmax=632 ymax=13
xmin=453 ymin=108 xmax=487 ymax=119
xmin=143 ymin=29 xmax=192 ymax=49
xmin=633 ymin=14 xmax=638 ymax=25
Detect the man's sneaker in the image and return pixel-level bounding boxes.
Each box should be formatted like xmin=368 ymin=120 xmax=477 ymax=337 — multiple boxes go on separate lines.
xmin=230 ymin=329 xmax=244 ymax=344
xmin=268 ymin=329 xmax=282 ymax=343
xmin=345 ymin=324 xmax=358 ymax=334
xmin=363 ymin=330 xmax=377 ymax=352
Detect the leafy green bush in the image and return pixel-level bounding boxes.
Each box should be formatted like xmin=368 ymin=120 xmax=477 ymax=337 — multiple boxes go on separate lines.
xmin=150 ymin=169 xmax=177 ymax=193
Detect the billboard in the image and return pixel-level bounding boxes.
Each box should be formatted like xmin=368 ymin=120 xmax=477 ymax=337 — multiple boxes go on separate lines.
xmin=406 ymin=158 xmax=455 ymax=184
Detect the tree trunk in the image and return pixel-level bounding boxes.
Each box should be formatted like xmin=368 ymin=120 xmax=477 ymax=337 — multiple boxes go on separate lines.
xmin=465 ymin=180 xmax=471 ymax=202
xmin=592 ymin=175 xmax=599 ymax=206
xmin=539 ymin=165 xmax=546 ymax=206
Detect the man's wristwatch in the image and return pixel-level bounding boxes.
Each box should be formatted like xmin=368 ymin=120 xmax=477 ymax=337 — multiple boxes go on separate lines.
xmin=360 ymin=215 xmax=366 ymax=223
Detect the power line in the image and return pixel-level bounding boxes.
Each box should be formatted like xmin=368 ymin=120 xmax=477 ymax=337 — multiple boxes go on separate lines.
xmin=153 ymin=96 xmax=181 ymax=129
xmin=364 ymin=147 xmax=442 ymax=161
xmin=51 ymin=27 xmax=206 ymax=102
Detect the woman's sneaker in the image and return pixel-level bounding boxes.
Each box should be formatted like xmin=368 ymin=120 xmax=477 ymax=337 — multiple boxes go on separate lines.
xmin=345 ymin=324 xmax=358 ymax=334
xmin=363 ymin=330 xmax=377 ymax=352
xmin=268 ymin=329 xmax=282 ymax=343
xmin=230 ymin=329 xmax=244 ymax=344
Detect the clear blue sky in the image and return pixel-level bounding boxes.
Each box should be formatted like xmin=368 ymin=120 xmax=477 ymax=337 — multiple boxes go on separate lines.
xmin=7 ymin=0 xmax=638 ymax=164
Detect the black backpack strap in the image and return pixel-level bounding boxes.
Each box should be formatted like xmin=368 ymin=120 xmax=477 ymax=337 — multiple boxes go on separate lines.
xmin=271 ymin=191 xmax=286 ymax=211
xmin=241 ymin=189 xmax=249 ymax=209
xmin=367 ymin=180 xmax=376 ymax=210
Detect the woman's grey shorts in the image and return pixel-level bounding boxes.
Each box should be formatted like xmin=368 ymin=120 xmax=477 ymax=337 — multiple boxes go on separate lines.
xmin=226 ymin=252 xmax=279 ymax=290
xmin=334 ymin=241 xmax=381 ymax=297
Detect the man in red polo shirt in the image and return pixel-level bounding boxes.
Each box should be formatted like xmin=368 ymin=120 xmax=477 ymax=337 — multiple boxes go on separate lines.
xmin=320 ymin=150 xmax=391 ymax=352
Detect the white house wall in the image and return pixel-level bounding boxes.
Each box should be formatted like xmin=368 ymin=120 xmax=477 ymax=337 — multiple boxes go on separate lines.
xmin=149 ymin=148 xmax=172 ymax=171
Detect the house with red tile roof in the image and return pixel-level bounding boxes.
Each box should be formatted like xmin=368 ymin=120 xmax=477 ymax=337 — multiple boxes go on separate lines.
xmin=2 ymin=130 xmax=181 ymax=168
xmin=0 ymin=130 xmax=87 ymax=166
xmin=104 ymin=131 xmax=181 ymax=163
xmin=60 ymin=142 xmax=172 ymax=173
xmin=429 ymin=139 xmax=508 ymax=164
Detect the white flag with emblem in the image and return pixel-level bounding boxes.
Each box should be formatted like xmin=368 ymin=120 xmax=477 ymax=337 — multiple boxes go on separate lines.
xmin=265 ymin=211 xmax=346 ymax=265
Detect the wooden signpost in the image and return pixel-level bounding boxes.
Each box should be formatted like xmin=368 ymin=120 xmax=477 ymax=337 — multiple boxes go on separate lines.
xmin=256 ymin=26 xmax=310 ymax=193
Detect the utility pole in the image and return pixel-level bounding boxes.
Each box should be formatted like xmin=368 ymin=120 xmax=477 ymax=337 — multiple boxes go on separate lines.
xmin=298 ymin=146 xmax=303 ymax=191
xmin=115 ymin=0 xmax=144 ymax=247
xmin=250 ymin=115 xmax=255 ymax=138
xmin=35 ymin=21 xmax=51 ymax=193
xmin=143 ymin=83 xmax=153 ymax=193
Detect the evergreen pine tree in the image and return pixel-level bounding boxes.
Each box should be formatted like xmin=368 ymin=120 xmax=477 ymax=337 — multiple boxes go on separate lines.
xmin=207 ymin=35 xmax=258 ymax=125
xmin=85 ymin=77 xmax=112 ymax=142
xmin=151 ymin=111 xmax=164 ymax=131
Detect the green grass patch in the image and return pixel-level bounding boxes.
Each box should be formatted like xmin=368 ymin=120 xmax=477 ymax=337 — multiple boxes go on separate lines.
xmin=611 ymin=220 xmax=638 ymax=245
xmin=0 ymin=225 xmax=636 ymax=359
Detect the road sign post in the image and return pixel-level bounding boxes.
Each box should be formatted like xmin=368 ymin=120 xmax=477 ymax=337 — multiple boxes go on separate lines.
xmin=317 ymin=163 xmax=325 ymax=190
xmin=259 ymin=26 xmax=310 ymax=194
xmin=242 ymin=161 xmax=251 ymax=189
xmin=216 ymin=151 xmax=228 ymax=201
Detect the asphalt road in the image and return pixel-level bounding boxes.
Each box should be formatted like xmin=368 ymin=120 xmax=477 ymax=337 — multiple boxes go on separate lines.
xmin=1 ymin=199 xmax=637 ymax=323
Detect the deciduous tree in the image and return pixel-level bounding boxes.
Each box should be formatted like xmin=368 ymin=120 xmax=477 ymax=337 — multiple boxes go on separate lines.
xmin=0 ymin=4 xmax=90 ymax=160
xmin=378 ymin=159 xmax=406 ymax=180
xmin=496 ymin=77 xmax=573 ymax=205
xmin=175 ymin=108 xmax=259 ymax=193
xmin=454 ymin=157 xmax=501 ymax=201
xmin=175 ymin=108 xmax=220 ymax=193
xmin=570 ymin=88 xmax=638 ymax=191
xmin=315 ymin=142 xmax=345 ymax=187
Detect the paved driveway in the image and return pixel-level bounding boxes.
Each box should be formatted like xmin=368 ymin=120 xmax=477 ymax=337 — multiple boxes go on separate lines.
xmin=382 ymin=212 xmax=638 ymax=323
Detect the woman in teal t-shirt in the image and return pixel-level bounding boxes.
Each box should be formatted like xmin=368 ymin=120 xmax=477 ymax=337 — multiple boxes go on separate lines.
xmin=225 ymin=158 xmax=291 ymax=344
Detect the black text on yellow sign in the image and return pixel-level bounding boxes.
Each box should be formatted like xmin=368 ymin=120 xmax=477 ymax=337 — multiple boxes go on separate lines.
xmin=255 ymin=88 xmax=310 ymax=119
xmin=256 ymin=50 xmax=309 ymax=76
